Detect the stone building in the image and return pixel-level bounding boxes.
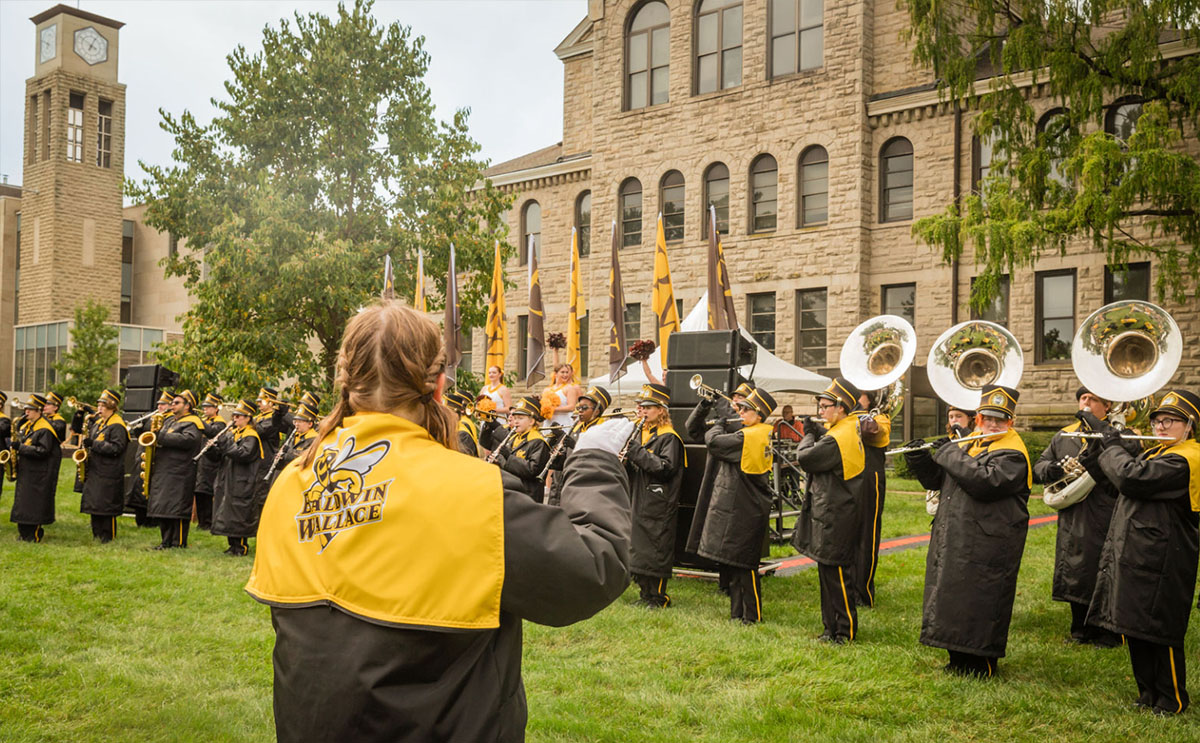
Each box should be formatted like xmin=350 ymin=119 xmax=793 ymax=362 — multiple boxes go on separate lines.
xmin=480 ymin=0 xmax=1199 ymax=436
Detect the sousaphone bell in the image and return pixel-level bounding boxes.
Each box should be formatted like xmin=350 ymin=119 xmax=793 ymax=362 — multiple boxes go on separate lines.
xmin=926 ymin=320 xmax=1024 ymax=413
xmin=839 ymin=314 xmax=917 ymax=416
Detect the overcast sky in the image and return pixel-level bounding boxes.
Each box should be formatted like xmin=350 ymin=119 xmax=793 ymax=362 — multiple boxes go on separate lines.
xmin=0 ymin=0 xmax=587 ymax=197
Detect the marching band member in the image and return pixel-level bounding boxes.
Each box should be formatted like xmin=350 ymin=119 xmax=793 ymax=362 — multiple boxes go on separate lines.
xmin=0 ymin=392 xmax=11 ymax=503
xmin=146 ymin=390 xmax=205 ymax=549
xmin=853 ymin=389 xmax=891 ymax=608
xmin=904 ymin=384 xmax=1031 ymax=677
xmin=1033 ymin=386 xmax=1128 ymax=647
xmin=244 ymin=302 xmax=632 ymax=742
xmin=791 ymin=378 xmax=866 ymax=643
xmin=194 ymin=392 xmax=227 ymax=532
xmin=480 ymin=364 xmax=512 ymax=415
xmin=697 ymin=387 xmax=777 ymax=624
xmin=1086 ymin=389 xmax=1200 ymax=715
xmin=623 ymin=383 xmax=685 ymax=608
xmin=79 ymin=389 xmax=129 ymax=543
xmin=491 ymin=396 xmax=551 ymax=502
xmin=546 ymin=385 xmax=612 ymax=505
xmin=43 ymin=391 xmax=67 ymax=443
xmin=277 ymin=402 xmax=320 ymax=466
xmin=444 ymin=390 xmax=481 ymax=457
xmin=126 ymin=391 xmax=173 ymax=528
xmin=211 ymin=399 xmax=265 ymax=556
xmin=946 ymin=404 xmax=976 ymax=438
xmin=10 ymin=395 xmax=60 ymax=542
xmin=255 ymin=388 xmax=294 ymax=496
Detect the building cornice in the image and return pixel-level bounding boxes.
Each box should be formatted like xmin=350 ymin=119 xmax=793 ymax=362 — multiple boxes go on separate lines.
xmin=484 ymin=154 xmax=593 ymax=190
xmin=554 ymin=17 xmax=594 ymax=60
xmin=31 ymin=3 xmax=125 ymax=29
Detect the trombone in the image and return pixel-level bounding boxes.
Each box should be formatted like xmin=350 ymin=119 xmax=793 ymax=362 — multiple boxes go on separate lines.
xmin=689 ymin=375 xmax=734 ymax=404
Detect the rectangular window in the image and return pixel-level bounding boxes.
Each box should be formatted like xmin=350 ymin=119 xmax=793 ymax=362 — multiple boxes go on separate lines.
xmin=882 ymin=283 xmax=916 ymax=325
xmin=578 ymin=312 xmax=590 ymax=378
xmin=752 ymin=164 xmax=778 ymax=233
xmin=28 ymin=96 xmax=37 ymax=164
xmin=624 ymin=303 xmax=641 ymax=346
xmin=696 ymin=2 xmax=742 ymax=95
xmin=577 ymin=192 xmax=591 ymax=257
xmin=795 ymin=288 xmax=827 ymax=368
xmin=96 ymin=99 xmax=112 ymax=168
xmin=517 ymin=315 xmax=528 ymax=381
xmin=459 ymin=328 xmax=473 ymax=374
xmin=662 ymin=181 xmax=685 ymax=242
xmin=621 ymin=190 xmax=642 ymax=248
xmin=770 ymin=0 xmax=823 ymax=78
xmin=42 ymin=91 xmax=51 ymax=161
xmin=748 ymin=292 xmax=776 ymax=351
xmin=706 ymin=171 xmax=730 ymax=236
xmin=1104 ymin=262 xmax=1150 ymax=303
xmin=66 ymin=91 xmax=84 ymax=163
xmin=1036 ymin=269 xmax=1075 ymax=363
xmin=14 ymin=214 xmax=20 ymax=326
xmin=18 ymin=321 xmax=70 ymax=391
xmin=121 ymin=220 xmax=134 ymax=323
xmin=970 ymin=275 xmax=1009 ymax=325
xmin=972 ymin=132 xmax=997 ymax=194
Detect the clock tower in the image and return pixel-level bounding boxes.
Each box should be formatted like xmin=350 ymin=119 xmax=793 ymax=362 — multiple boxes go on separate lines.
xmin=22 ymin=4 xmax=125 ymax=325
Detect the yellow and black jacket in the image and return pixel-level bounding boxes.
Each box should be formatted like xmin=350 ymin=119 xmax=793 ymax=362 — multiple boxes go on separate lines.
xmin=497 ymin=428 xmax=550 ymax=502
xmin=697 ymin=417 xmax=774 ymax=570
xmin=457 ymin=416 xmax=481 ymax=458
xmin=145 ymin=412 xmax=204 ymax=520
xmin=791 ymin=415 xmax=866 ymax=567
xmin=80 ymin=413 xmax=129 ymax=517
xmin=684 ymin=397 xmax=741 ymax=556
xmin=10 ymin=417 xmax=60 ymax=526
xmin=195 ymin=414 xmax=228 ymax=497
xmin=246 ymin=412 xmax=633 ymax=743
xmin=624 ymin=422 xmax=686 ymax=578
xmin=211 ymin=423 xmax=265 ymax=539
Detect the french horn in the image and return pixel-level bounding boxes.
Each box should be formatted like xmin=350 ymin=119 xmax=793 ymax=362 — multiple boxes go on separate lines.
xmin=926 ymin=320 xmax=1024 ymax=413
xmin=840 ymin=314 xmax=917 ymax=416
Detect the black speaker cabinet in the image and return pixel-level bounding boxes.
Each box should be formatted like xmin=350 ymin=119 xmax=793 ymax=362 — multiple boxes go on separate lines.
xmin=667 ymin=329 xmax=757 ymax=369
xmin=665 ymin=367 xmax=744 ymax=408
xmin=125 ymin=364 xmax=179 ymax=389
xmin=125 ymin=387 xmax=158 ymax=412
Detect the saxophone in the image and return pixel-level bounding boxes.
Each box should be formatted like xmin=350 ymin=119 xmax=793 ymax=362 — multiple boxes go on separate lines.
xmin=138 ymin=413 xmax=166 ymax=492
xmin=0 ymin=423 xmax=19 ymax=482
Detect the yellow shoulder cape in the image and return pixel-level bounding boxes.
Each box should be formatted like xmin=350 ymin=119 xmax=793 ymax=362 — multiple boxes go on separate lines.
xmin=968 ymin=428 xmax=1032 ymax=489
xmin=741 ymin=422 xmax=774 ymax=475
xmin=236 ymin=425 xmax=264 ymax=458
xmin=827 ymin=415 xmax=865 ymax=480
xmin=644 ymin=423 xmax=687 ymax=466
xmin=861 ymin=413 xmax=891 ymax=449
xmin=1146 ymin=439 xmax=1200 ymax=511
xmin=246 ymin=413 xmax=504 ymax=630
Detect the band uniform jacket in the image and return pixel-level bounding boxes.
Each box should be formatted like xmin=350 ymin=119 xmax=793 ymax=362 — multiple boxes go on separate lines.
xmin=10 ymin=418 xmax=60 ymax=526
xmin=246 ymin=413 xmax=631 ymax=743
xmin=49 ymin=413 xmax=66 ymax=489
xmin=279 ymin=429 xmax=318 ymax=468
xmin=211 ymin=425 xmax=265 ymax=539
xmin=0 ymin=414 xmax=10 ymax=497
xmin=624 ymin=424 xmax=685 ymax=578
xmin=790 ymin=422 xmax=865 ymax=567
xmin=80 ymin=413 xmax=130 ymax=517
xmin=195 ymin=416 xmax=228 ymax=498
xmin=1033 ymin=419 xmax=1134 ymax=606
xmin=145 ymin=413 xmax=204 ymax=520
xmin=1088 ymin=441 xmax=1200 ymax=646
xmin=498 ymin=430 xmax=550 ymax=501
xmin=905 ymin=431 xmax=1031 ymax=657
xmin=458 ymin=416 xmax=481 ymax=458
xmin=696 ymin=418 xmax=772 ymax=570
xmin=685 ymin=397 xmax=741 ymax=555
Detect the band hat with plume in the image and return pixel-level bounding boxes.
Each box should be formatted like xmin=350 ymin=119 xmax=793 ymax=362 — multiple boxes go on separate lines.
xmin=1152 ymin=390 xmax=1200 ymax=427
xmin=294 ymin=403 xmax=321 ymax=424
xmin=45 ymin=391 xmax=63 ymax=407
xmin=510 ymin=396 xmax=545 ymax=421
xmin=232 ymin=399 xmax=257 ymax=418
xmin=741 ymin=388 xmax=777 ymax=420
xmin=98 ymin=389 xmax=121 ymax=407
xmin=580 ymin=385 xmax=612 ymax=412
xmin=636 ymin=383 xmax=671 ymax=408
xmin=157 ymin=390 xmax=175 ymax=405
xmin=978 ymin=384 xmax=1019 ymax=419
xmin=444 ymin=390 xmax=473 ymax=414
xmin=817 ymin=377 xmax=862 ymax=411
xmin=203 ymin=392 xmax=224 ymax=408
xmin=26 ymin=393 xmax=47 ymax=410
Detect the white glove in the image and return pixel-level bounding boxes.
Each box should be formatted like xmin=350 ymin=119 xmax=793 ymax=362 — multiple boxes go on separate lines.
xmin=575 ymin=417 xmax=634 ymax=457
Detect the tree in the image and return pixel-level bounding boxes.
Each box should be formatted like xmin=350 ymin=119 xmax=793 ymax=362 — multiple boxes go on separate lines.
xmin=54 ymin=300 xmax=119 ymax=405
xmin=903 ymin=0 xmax=1200 ymax=307
xmin=128 ymin=0 xmax=511 ymax=398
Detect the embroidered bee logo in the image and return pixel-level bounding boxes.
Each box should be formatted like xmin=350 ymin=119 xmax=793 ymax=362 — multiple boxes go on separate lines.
xmin=296 ymin=436 xmax=391 ymax=552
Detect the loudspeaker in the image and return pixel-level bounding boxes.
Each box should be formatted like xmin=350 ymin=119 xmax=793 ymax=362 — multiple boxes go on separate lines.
xmin=665 ymin=367 xmax=744 ymax=408
xmin=667 ymin=329 xmax=756 ymax=369
xmin=125 ymin=364 xmax=179 ymax=389
xmin=673 ymin=444 xmax=722 ymax=570
xmin=125 ymin=388 xmax=158 ymax=412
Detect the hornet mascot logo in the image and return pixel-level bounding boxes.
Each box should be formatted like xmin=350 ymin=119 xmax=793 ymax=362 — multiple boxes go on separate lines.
xmin=295 ymin=436 xmax=391 ymax=552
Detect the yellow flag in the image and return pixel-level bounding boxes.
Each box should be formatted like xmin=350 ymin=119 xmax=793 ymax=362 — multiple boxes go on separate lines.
xmin=567 ymin=228 xmax=586 ymax=379
xmin=485 ymin=241 xmax=507 ymax=371
xmin=414 ymin=247 xmax=427 ymax=312
xmin=653 ymin=214 xmax=680 ymax=370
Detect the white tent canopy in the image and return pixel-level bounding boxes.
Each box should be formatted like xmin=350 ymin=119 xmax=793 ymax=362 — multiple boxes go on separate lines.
xmin=589 ymin=293 xmax=830 ymax=397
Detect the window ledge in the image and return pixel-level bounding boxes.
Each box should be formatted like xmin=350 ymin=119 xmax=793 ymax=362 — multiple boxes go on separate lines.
xmin=767 ymin=67 xmax=826 ymax=86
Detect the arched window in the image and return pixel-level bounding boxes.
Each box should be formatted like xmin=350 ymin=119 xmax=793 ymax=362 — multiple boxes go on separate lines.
xmin=660 ymin=171 xmax=686 ymax=242
xmin=704 ymin=162 xmax=730 ymax=236
xmin=1105 ymin=97 xmax=1143 ymax=143
xmin=620 ymin=178 xmax=643 ymax=248
xmin=799 ymin=145 xmax=828 ymax=226
xmin=750 ymin=154 xmax=778 ymax=233
xmin=575 ymin=191 xmax=592 ymax=257
xmin=879 ymin=138 xmax=913 ymax=222
xmin=769 ymin=0 xmax=823 ymax=78
xmin=627 ymin=2 xmax=671 ymax=110
xmin=695 ymin=0 xmax=742 ymax=95
xmin=520 ymin=200 xmax=541 ymax=265
xmin=1038 ymin=108 xmax=1071 ymax=189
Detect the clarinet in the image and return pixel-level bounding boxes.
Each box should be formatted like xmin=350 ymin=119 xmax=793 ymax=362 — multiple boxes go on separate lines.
xmin=539 ymin=417 xmax=581 ymax=481
xmin=263 ymin=429 xmax=298 ymax=481
xmin=617 ymin=419 xmax=645 ymax=463
xmin=193 ymin=425 xmax=234 ymax=462
xmin=485 ymin=428 xmax=518 ymax=465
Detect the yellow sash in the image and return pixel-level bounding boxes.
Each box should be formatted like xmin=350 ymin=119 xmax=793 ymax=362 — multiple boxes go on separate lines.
xmin=97 ymin=413 xmax=128 ymax=442
xmin=643 ymin=423 xmax=687 ymax=466
xmin=458 ymin=416 xmax=480 ymax=454
xmin=28 ymin=417 xmax=55 ymax=438
xmin=1146 ymin=439 xmax=1200 ymax=511
xmin=827 ymin=415 xmax=865 ymax=480
xmin=247 ymin=413 xmax=505 ymax=630
xmin=860 ymin=413 xmax=891 ymax=449
xmin=968 ymin=428 xmax=1032 ymax=489
xmin=236 ymin=425 xmax=264 ymax=458
xmin=513 ymin=428 xmax=545 ymax=460
xmin=173 ymin=413 xmax=205 ymax=431
xmin=741 ymin=422 xmax=774 ymax=475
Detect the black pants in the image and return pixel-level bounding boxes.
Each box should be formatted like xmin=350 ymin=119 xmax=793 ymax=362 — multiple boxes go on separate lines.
xmin=717 ymin=567 xmax=731 ymax=595
xmin=90 ymin=515 xmax=117 ymax=543
xmin=634 ymin=573 xmax=671 ymax=607
xmin=1128 ymin=638 xmax=1189 ymax=713
xmin=947 ymin=650 xmax=998 ymax=678
xmin=817 ymin=562 xmax=857 ymax=641
xmin=194 ymin=491 xmax=214 ymax=530
xmin=159 ymin=518 xmax=189 ymax=548
xmin=1069 ymin=601 xmax=1122 ymax=646
xmin=131 ymin=505 xmax=156 ymax=528
xmin=226 ymin=537 xmax=250 ymax=556
xmin=16 ymin=523 xmax=45 ymax=542
xmin=728 ymin=568 xmax=762 ymax=623
xmin=854 ymin=470 xmax=885 ymax=607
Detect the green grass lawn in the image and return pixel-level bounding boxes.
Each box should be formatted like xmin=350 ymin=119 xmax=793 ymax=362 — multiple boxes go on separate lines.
xmin=2 ymin=471 xmax=1198 ymax=742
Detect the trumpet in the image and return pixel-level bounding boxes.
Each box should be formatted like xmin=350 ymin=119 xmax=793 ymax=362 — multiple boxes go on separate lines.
xmin=705 ymin=416 xmax=746 ymax=426
xmin=689 ymin=374 xmax=735 ymax=404
xmin=885 ymin=430 xmax=1002 ymax=456
xmin=470 ymin=407 xmax=505 ymax=421
xmin=66 ymin=396 xmax=95 ymax=414
xmin=595 ymin=408 xmax=638 ymax=421
xmin=73 ymin=448 xmax=88 ymax=484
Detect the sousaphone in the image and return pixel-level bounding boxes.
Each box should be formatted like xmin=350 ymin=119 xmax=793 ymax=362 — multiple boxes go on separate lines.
xmin=926 ymin=320 xmax=1024 ymax=412
xmin=840 ymin=314 xmax=917 ymax=415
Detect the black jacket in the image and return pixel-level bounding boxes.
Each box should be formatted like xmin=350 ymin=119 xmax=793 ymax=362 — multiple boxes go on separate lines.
xmin=790 ymin=431 xmax=863 ymax=566
xmin=1088 ymin=442 xmax=1199 ymax=645
xmin=146 ymin=414 xmax=204 ymax=519
xmin=498 ymin=431 xmax=550 ymax=502
xmin=696 ymin=418 xmax=770 ymax=569
xmin=906 ymin=437 xmax=1030 ymax=657
xmin=10 ymin=418 xmax=60 ymax=525
xmin=195 ymin=416 xmax=228 ymax=497
xmin=212 ymin=426 xmax=265 ymax=539
xmin=0 ymin=415 xmax=10 ymax=496
xmin=255 ymin=407 xmax=295 ymax=496
xmin=624 ymin=425 xmax=685 ymax=577
xmin=80 ymin=414 xmax=129 ymax=516
xmin=684 ymin=398 xmax=740 ymax=554
xmin=267 ymin=448 xmax=631 ymax=743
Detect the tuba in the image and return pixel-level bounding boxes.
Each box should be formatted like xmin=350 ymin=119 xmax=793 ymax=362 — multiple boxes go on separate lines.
xmin=926 ymin=320 xmax=1024 ymax=413
xmin=840 ymin=314 xmax=917 ymax=418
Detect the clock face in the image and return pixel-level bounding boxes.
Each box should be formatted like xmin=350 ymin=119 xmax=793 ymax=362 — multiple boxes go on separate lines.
xmin=39 ymin=25 xmax=57 ymax=64
xmin=73 ymin=26 xmax=108 ymax=66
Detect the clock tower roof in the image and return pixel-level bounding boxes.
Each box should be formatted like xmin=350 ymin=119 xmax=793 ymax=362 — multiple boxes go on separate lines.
xmin=30 ymin=4 xmax=124 ymax=30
